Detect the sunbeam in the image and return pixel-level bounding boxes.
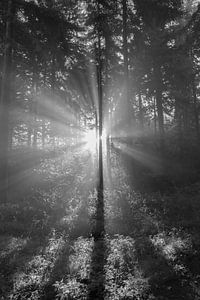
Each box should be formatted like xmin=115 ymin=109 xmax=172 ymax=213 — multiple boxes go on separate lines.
xmin=113 ymin=140 xmax=163 ymax=173
xmin=1 ymin=0 xmax=200 ymax=299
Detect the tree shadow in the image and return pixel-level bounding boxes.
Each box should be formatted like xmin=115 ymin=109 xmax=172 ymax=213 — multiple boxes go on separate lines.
xmin=134 ymin=235 xmax=195 ymax=300
xmin=0 ymin=234 xmax=52 ymax=298
xmin=0 ymin=146 xmax=98 ymax=299
xmin=88 ymin=186 xmax=106 ymax=300
xmin=41 ymin=235 xmax=70 ymax=300
xmin=41 ymin=192 xmax=93 ymax=299
xmin=142 ymin=184 xmax=200 ymax=299
xmin=106 ymin=148 xmax=198 ymax=299
xmin=108 ymin=194 xmax=196 ymax=299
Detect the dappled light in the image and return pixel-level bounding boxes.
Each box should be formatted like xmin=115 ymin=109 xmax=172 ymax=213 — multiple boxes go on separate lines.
xmin=1 ymin=0 xmax=200 ymax=299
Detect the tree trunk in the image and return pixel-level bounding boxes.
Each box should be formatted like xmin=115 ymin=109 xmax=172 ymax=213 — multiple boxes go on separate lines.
xmin=0 ymin=0 xmax=14 ymax=202
xmin=192 ymin=75 xmax=199 ymax=139
xmin=122 ymin=0 xmax=129 ymax=123
xmin=51 ymin=51 xmax=56 ymax=147
xmin=90 ymin=0 xmax=104 ymax=243
xmin=123 ymin=0 xmax=128 ymax=83
xmin=174 ymin=97 xmax=184 ymax=155
xmin=122 ymin=0 xmax=134 ymax=130
xmin=97 ymin=20 xmax=103 ymax=200
xmin=153 ymin=60 xmax=164 ymax=150
xmin=32 ymin=65 xmax=38 ymax=149
xmin=8 ymin=49 xmax=16 ymax=151
xmin=42 ymin=65 xmax=48 ymax=148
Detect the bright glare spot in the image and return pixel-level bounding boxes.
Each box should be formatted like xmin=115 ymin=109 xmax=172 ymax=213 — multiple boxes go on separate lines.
xmin=84 ymin=129 xmax=97 ymax=153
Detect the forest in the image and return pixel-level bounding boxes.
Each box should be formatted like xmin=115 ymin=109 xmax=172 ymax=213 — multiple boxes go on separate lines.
xmin=0 ymin=0 xmax=200 ymax=299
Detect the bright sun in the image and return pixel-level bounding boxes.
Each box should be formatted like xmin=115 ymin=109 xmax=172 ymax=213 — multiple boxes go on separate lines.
xmin=84 ymin=129 xmax=97 ymax=153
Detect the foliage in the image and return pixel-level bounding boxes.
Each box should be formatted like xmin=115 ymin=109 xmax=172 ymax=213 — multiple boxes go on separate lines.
xmin=1 ymin=0 xmax=200 ymax=299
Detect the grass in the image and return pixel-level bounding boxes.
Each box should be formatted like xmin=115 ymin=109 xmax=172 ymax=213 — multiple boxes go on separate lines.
xmin=1 ymin=144 xmax=200 ymax=299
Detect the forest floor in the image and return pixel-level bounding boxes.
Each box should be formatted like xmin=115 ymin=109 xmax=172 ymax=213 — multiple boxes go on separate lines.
xmin=1 ymin=142 xmax=200 ymax=299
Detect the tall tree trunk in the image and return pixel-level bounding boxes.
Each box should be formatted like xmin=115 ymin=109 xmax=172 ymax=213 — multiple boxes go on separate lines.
xmin=192 ymin=75 xmax=199 ymax=139
xmin=104 ymin=35 xmax=112 ymax=180
xmin=32 ymin=63 xmax=38 ymax=148
xmin=122 ymin=0 xmax=133 ymax=130
xmin=0 ymin=0 xmax=14 ymax=202
xmin=8 ymin=48 xmax=16 ymax=151
xmin=175 ymin=97 xmax=184 ymax=155
xmin=153 ymin=96 xmax=157 ymax=135
xmin=122 ymin=0 xmax=128 ymax=121
xmin=90 ymin=0 xmax=104 ymax=245
xmin=51 ymin=51 xmax=56 ymax=147
xmin=104 ymin=35 xmax=110 ymax=135
xmin=97 ymin=19 xmax=103 ymax=201
xmin=42 ymin=64 xmax=48 ymax=148
xmin=123 ymin=0 xmax=128 ymax=84
xmin=153 ymin=60 xmax=164 ymax=150
xmin=89 ymin=12 xmax=105 ymax=300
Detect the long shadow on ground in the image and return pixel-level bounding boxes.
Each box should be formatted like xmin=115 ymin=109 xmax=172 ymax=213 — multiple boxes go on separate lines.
xmin=0 ymin=235 xmax=52 ymax=299
xmin=88 ymin=186 xmax=106 ymax=300
xmin=106 ymin=145 xmax=200 ymax=299
xmin=1 ymin=149 xmax=97 ymax=299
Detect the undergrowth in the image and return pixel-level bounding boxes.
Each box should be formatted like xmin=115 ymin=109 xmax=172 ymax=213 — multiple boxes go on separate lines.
xmin=1 ymin=146 xmax=200 ymax=299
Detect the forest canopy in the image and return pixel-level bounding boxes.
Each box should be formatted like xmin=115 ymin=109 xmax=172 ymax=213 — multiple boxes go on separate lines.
xmin=0 ymin=0 xmax=200 ymax=154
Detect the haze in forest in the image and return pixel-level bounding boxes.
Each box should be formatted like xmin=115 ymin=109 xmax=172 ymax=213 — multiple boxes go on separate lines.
xmin=0 ymin=0 xmax=200 ymax=299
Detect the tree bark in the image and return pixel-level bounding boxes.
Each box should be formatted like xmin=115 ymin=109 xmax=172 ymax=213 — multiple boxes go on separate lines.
xmin=51 ymin=51 xmax=56 ymax=147
xmin=122 ymin=0 xmax=134 ymax=129
xmin=97 ymin=15 xmax=103 ymax=199
xmin=192 ymin=75 xmax=199 ymax=139
xmin=32 ymin=61 xmax=38 ymax=148
xmin=153 ymin=60 xmax=164 ymax=150
xmin=0 ymin=0 xmax=14 ymax=202
xmin=123 ymin=0 xmax=128 ymax=83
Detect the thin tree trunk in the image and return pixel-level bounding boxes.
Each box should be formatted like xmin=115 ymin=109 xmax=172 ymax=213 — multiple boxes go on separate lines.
xmin=122 ymin=0 xmax=128 ymax=122
xmin=153 ymin=96 xmax=157 ymax=135
xmin=51 ymin=51 xmax=56 ymax=147
xmin=97 ymin=19 xmax=103 ymax=201
xmin=153 ymin=60 xmax=164 ymax=150
xmin=122 ymin=0 xmax=133 ymax=129
xmin=0 ymin=0 xmax=14 ymax=202
xmin=8 ymin=47 xmax=16 ymax=151
xmin=192 ymin=75 xmax=199 ymax=139
xmin=42 ymin=64 xmax=48 ymax=148
xmin=123 ymin=0 xmax=128 ymax=82
xmin=32 ymin=65 xmax=38 ymax=148
xmin=175 ymin=97 xmax=183 ymax=155
xmin=89 ymin=14 xmax=105 ymax=300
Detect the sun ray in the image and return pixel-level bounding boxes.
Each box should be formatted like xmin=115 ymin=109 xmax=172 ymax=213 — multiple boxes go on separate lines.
xmin=113 ymin=140 xmax=163 ymax=173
